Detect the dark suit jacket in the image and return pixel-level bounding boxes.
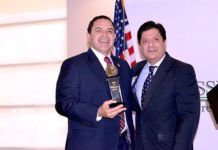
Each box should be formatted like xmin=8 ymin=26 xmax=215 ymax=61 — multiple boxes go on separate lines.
xmin=56 ymin=49 xmax=135 ymax=150
xmin=132 ymin=52 xmax=200 ymax=150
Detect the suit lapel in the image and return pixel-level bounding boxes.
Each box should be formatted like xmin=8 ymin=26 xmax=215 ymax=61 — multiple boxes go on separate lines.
xmin=111 ymin=56 xmax=121 ymax=76
xmin=132 ymin=61 xmax=147 ymax=109
xmin=86 ymin=49 xmax=107 ymax=82
xmin=142 ymin=53 xmax=175 ymax=110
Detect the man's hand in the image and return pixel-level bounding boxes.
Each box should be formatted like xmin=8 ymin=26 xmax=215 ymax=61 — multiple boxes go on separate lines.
xmin=98 ymin=99 xmax=126 ymax=118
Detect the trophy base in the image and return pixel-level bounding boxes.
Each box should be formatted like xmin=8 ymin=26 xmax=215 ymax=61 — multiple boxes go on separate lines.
xmin=109 ymin=102 xmax=126 ymax=108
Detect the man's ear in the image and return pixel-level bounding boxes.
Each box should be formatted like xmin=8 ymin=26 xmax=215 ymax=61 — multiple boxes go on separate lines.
xmin=87 ymin=33 xmax=90 ymax=41
xmin=138 ymin=43 xmax=142 ymax=53
xmin=137 ymin=44 xmax=144 ymax=60
xmin=164 ymin=39 xmax=167 ymax=49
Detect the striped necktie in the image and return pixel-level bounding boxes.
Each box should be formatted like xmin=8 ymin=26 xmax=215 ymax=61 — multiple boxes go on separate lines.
xmin=119 ymin=111 xmax=125 ymax=133
xmin=104 ymin=56 xmax=112 ymax=66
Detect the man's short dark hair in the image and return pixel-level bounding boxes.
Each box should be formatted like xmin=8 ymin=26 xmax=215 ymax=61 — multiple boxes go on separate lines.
xmin=137 ymin=21 xmax=166 ymax=44
xmin=87 ymin=15 xmax=115 ymax=33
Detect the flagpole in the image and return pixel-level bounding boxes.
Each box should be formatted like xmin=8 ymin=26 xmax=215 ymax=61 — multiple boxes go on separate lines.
xmin=121 ymin=0 xmax=126 ymax=52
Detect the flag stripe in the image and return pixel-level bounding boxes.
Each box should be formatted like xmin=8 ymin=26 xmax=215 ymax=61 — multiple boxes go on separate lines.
xmin=113 ymin=0 xmax=136 ymax=68
xmin=128 ymin=46 xmax=134 ymax=55
xmin=126 ymin=32 xmax=131 ymax=41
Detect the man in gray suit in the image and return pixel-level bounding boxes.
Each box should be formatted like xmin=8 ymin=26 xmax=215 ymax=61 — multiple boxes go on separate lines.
xmin=132 ymin=21 xmax=200 ymax=150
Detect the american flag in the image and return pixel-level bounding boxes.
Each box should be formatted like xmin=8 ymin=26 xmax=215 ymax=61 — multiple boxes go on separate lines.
xmin=113 ymin=0 xmax=136 ymax=68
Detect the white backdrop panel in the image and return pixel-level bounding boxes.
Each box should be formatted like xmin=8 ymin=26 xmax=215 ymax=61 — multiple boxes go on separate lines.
xmin=125 ymin=0 xmax=218 ymax=149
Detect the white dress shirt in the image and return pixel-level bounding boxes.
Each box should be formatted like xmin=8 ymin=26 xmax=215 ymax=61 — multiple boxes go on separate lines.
xmin=91 ymin=48 xmax=128 ymax=133
xmin=135 ymin=54 xmax=165 ymax=108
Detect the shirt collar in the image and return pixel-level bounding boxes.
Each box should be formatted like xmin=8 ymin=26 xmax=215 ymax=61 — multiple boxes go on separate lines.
xmin=91 ymin=47 xmax=111 ymax=69
xmin=149 ymin=54 xmax=166 ymax=67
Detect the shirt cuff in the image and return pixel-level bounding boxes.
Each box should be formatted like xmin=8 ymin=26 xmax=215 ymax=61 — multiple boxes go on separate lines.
xmin=96 ymin=112 xmax=102 ymax=121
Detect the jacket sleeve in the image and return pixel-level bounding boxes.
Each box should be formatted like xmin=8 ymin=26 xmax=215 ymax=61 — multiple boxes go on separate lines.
xmin=173 ymin=64 xmax=200 ymax=150
xmin=55 ymin=59 xmax=99 ymax=127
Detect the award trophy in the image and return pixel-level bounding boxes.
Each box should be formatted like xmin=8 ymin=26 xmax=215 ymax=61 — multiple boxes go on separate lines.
xmin=105 ymin=64 xmax=125 ymax=108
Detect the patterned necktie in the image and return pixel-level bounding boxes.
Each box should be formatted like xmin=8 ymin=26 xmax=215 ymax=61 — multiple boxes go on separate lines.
xmin=104 ymin=56 xmax=125 ymax=133
xmin=119 ymin=111 xmax=125 ymax=133
xmin=104 ymin=56 xmax=112 ymax=66
xmin=141 ymin=66 xmax=156 ymax=108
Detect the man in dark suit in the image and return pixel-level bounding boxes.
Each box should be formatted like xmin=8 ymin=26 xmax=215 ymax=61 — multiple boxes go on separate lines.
xmin=56 ymin=15 xmax=135 ymax=150
xmin=132 ymin=21 xmax=200 ymax=150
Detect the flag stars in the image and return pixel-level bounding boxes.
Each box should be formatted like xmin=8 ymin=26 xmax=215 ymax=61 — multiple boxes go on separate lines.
xmin=113 ymin=0 xmax=136 ymax=67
